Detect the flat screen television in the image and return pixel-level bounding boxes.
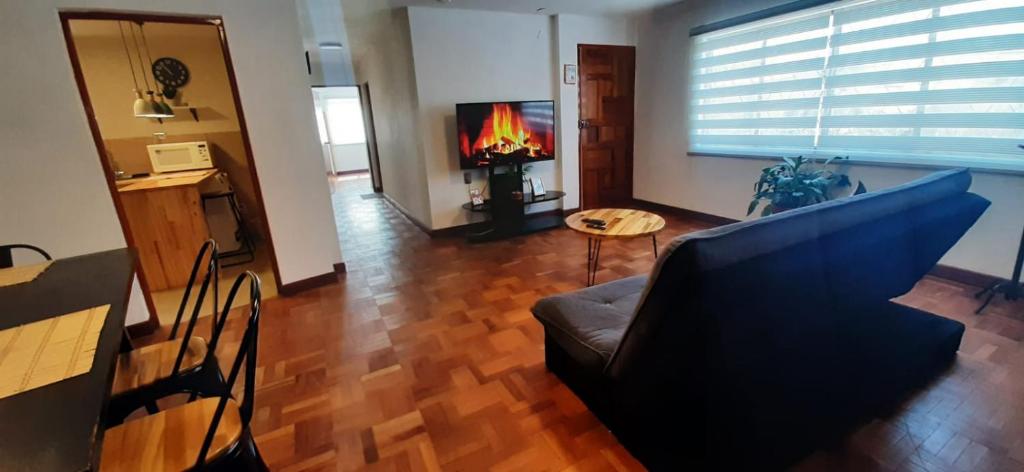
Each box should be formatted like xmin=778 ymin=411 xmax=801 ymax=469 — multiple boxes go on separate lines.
xmin=457 ymin=100 xmax=556 ymax=169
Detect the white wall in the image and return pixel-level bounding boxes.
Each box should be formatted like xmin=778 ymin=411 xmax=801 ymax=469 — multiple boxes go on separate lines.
xmin=343 ymin=5 xmax=641 ymax=229
xmin=407 ymin=7 xmax=561 ymax=228
xmin=634 ymin=0 xmax=1024 ymax=278
xmin=342 ymin=1 xmax=432 ymax=226
xmin=554 ymin=14 xmax=639 ymax=210
xmin=0 ymin=0 xmax=344 ymax=325
xmin=332 ymin=144 xmax=369 ymax=173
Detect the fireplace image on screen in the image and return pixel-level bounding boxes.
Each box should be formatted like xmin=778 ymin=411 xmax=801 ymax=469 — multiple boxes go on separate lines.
xmin=457 ymin=100 xmax=564 ymax=243
xmin=458 ymin=101 xmax=556 ymax=169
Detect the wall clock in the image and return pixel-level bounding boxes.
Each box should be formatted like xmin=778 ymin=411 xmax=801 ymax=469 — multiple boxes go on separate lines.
xmin=152 ymin=57 xmax=189 ymax=99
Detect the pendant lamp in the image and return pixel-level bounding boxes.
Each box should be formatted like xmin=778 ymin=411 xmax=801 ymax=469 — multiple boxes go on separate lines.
xmin=137 ymin=22 xmax=174 ymax=118
xmin=119 ymin=22 xmax=155 ymax=118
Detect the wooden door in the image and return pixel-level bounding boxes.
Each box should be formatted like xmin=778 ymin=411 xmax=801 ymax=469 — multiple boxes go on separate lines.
xmin=578 ymin=44 xmax=635 ymax=210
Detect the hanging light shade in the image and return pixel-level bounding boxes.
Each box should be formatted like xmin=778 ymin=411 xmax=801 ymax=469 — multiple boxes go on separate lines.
xmin=132 ymin=89 xmax=149 ymax=117
xmin=141 ymin=90 xmax=173 ymax=118
xmin=136 ymin=22 xmax=174 ymax=119
xmin=155 ymin=92 xmax=175 ymax=117
xmin=120 ymin=22 xmax=155 ymax=119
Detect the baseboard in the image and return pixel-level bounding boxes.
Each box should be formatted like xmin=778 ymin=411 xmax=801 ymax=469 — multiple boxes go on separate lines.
xmin=382 ymin=194 xmax=434 ymax=235
xmin=125 ymin=317 xmax=159 ymax=338
xmin=333 ymin=169 xmax=369 ymax=176
xmin=430 ymin=221 xmax=490 ymax=238
xmin=279 ymin=263 xmax=346 ymax=296
xmin=563 ymin=207 xmax=581 ymax=216
xmin=631 ymin=198 xmax=740 ymax=226
xmin=928 ymin=264 xmax=999 ymax=289
xmin=280 ymin=272 xmax=338 ymax=296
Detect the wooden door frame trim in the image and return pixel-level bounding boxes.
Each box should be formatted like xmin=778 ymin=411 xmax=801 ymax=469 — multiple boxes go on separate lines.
xmin=58 ymin=10 xmax=285 ymax=334
xmin=576 ymin=44 xmax=637 ymax=211
xmin=359 ymin=82 xmax=384 ymax=193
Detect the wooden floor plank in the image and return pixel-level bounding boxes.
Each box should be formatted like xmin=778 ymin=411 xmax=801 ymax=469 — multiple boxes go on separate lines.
xmin=138 ymin=174 xmax=1024 ymax=471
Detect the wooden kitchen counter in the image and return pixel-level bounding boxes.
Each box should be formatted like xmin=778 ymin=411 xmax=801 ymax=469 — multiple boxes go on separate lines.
xmin=116 ymin=169 xmax=217 ymax=290
xmin=115 ymin=169 xmax=218 ymax=193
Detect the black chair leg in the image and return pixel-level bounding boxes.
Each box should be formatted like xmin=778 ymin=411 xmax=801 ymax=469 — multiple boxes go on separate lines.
xmin=207 ymin=431 xmax=268 ymax=471
xmin=214 ymin=193 xmax=256 ymax=268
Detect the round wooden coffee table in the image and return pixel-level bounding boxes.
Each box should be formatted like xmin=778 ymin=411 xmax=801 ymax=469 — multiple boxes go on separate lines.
xmin=566 ymin=208 xmax=666 ymax=286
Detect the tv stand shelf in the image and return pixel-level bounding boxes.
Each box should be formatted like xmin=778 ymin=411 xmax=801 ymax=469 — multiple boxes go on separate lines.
xmin=461 ymin=190 xmax=566 ymax=212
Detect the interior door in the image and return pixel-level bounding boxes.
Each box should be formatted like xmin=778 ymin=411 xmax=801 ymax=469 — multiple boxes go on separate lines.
xmin=578 ymin=44 xmax=636 ymax=210
xmin=359 ymin=83 xmax=384 ymax=192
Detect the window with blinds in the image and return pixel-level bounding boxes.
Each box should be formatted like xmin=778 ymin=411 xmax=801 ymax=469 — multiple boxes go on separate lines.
xmin=690 ymin=0 xmax=1024 ymax=170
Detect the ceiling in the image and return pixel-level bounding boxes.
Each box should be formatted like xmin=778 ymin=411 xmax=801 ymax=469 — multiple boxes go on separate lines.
xmin=388 ymin=0 xmax=682 ymax=16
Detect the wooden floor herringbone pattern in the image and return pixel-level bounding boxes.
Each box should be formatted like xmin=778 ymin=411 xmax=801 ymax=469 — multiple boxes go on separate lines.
xmin=144 ymin=174 xmax=1024 ymax=471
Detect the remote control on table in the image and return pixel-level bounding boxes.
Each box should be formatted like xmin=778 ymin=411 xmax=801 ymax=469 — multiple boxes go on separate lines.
xmin=582 ymin=218 xmax=606 ymax=225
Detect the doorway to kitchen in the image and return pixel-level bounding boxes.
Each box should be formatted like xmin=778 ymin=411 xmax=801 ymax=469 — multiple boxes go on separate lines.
xmin=61 ymin=12 xmax=281 ymax=333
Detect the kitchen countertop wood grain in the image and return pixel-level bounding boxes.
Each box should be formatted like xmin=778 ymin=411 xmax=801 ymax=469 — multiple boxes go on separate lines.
xmin=115 ymin=169 xmax=217 ymax=193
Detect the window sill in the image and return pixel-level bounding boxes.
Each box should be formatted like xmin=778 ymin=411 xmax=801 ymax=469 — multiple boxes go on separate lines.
xmin=685 ymin=151 xmax=1024 ymax=177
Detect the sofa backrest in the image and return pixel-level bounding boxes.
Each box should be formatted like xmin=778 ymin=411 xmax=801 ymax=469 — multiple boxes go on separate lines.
xmin=605 ymin=168 xmax=990 ymax=379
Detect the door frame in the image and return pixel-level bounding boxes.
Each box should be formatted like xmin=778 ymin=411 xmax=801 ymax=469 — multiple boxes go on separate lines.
xmin=358 ymin=82 xmax=384 ymax=193
xmin=59 ymin=10 xmax=284 ymax=334
xmin=576 ymin=43 xmax=636 ymax=210
xmin=310 ymin=84 xmax=382 ymax=190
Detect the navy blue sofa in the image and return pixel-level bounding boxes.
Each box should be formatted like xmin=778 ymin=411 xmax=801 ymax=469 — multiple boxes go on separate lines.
xmin=532 ymin=169 xmax=989 ymax=470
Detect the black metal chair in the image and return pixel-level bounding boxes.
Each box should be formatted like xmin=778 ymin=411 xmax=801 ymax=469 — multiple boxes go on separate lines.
xmin=0 ymin=244 xmax=51 ymax=268
xmin=100 ymin=272 xmax=267 ymax=471
xmin=106 ymin=240 xmax=229 ymax=425
xmin=201 ymin=190 xmax=256 ymax=268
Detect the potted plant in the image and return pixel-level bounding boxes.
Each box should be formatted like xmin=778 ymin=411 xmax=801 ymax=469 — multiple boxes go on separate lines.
xmin=747 ymin=156 xmax=866 ymax=217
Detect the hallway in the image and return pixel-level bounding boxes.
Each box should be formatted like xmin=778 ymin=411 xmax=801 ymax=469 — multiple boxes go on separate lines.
xmin=239 ymin=176 xmax=1024 ymax=470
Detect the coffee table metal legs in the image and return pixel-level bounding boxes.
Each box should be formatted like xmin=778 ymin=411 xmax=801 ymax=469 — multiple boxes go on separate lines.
xmin=587 ymin=238 xmax=602 ymax=287
xmin=585 ymin=235 xmax=660 ymax=287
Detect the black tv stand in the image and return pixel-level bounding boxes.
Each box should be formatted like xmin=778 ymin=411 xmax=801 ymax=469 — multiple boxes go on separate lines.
xmin=461 ymin=163 xmax=566 ymax=243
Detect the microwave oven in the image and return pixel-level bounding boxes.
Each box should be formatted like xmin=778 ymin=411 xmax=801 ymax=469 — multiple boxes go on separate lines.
xmin=146 ymin=141 xmax=214 ymax=173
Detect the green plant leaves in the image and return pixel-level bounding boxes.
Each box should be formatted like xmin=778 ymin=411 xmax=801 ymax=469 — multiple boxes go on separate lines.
xmin=747 ymin=199 xmax=759 ymax=216
xmin=747 ymin=155 xmax=864 ymax=217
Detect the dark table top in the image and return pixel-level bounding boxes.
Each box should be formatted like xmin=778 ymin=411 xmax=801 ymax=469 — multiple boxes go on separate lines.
xmin=0 ymin=249 xmax=136 ymax=472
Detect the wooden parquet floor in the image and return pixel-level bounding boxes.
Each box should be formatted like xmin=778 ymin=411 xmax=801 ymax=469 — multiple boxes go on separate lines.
xmin=142 ymin=174 xmax=1024 ymax=471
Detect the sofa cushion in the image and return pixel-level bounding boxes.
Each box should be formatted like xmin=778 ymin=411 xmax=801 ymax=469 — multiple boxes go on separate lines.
xmin=532 ymin=275 xmax=646 ymax=372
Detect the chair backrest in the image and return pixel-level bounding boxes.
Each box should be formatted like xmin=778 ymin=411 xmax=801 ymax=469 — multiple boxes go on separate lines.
xmin=0 ymin=244 xmax=51 ymax=269
xmin=195 ymin=271 xmax=261 ymax=469
xmin=168 ymin=240 xmax=218 ymax=375
xmin=606 ymin=168 xmax=990 ymax=380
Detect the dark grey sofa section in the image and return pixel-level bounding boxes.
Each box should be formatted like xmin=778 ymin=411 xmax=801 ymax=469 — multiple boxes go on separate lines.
xmin=532 ymin=168 xmax=990 ymax=471
xmin=533 ymin=275 xmax=645 ymax=372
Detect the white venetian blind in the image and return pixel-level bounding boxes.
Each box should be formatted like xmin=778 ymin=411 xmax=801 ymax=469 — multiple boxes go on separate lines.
xmin=690 ymin=0 xmax=1024 ymax=170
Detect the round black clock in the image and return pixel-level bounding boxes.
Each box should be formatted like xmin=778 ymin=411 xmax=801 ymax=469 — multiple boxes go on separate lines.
xmin=152 ymin=57 xmax=189 ymax=95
